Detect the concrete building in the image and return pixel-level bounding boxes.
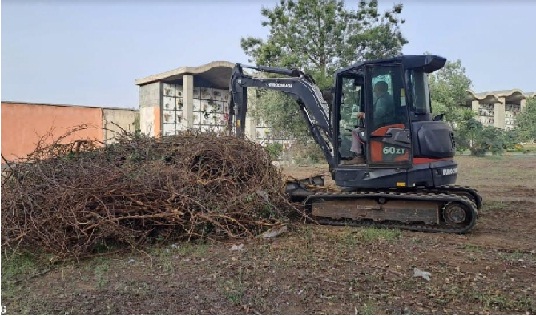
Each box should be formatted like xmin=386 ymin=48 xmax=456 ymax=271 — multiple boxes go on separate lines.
xmin=466 ymin=89 xmax=534 ymax=130
xmin=136 ymin=61 xmax=234 ymax=136
xmin=1 ymin=101 xmax=138 ymax=161
xmin=135 ymin=61 xmax=260 ymax=141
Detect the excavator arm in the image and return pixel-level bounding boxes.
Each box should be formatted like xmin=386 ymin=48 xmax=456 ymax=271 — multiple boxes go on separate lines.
xmin=228 ymin=64 xmax=335 ymax=166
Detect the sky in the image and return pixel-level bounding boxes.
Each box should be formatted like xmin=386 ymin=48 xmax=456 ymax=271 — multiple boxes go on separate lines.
xmin=1 ymin=0 xmax=535 ymax=108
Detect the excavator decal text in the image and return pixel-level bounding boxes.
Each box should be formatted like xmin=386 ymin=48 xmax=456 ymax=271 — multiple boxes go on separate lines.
xmin=442 ymin=167 xmax=457 ymax=176
xmin=268 ymin=83 xmax=293 ymax=88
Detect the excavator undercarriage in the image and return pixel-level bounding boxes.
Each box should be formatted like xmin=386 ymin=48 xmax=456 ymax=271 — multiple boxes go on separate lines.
xmin=286 ymin=176 xmax=481 ymax=234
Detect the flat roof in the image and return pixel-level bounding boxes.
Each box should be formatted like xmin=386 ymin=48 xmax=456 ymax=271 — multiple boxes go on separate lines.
xmin=1 ymin=101 xmax=138 ymax=111
xmin=135 ymin=60 xmax=235 ymax=89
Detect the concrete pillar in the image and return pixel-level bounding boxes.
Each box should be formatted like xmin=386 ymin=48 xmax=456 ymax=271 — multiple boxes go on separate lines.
xmin=520 ymin=98 xmax=527 ymax=112
xmin=495 ymin=98 xmax=506 ymax=129
xmin=471 ymin=100 xmax=479 ymax=113
xmin=139 ymin=82 xmax=162 ymax=137
xmin=183 ymin=75 xmax=194 ymax=129
xmin=245 ymin=116 xmax=257 ymax=141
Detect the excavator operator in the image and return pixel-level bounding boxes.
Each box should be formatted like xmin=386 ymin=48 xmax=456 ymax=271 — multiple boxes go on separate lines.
xmin=347 ymin=80 xmax=393 ymax=164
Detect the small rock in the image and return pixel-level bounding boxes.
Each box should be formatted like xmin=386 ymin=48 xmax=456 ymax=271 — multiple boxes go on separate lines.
xmin=413 ymin=267 xmax=431 ymax=281
xmin=231 ymin=243 xmax=244 ymax=251
xmin=261 ymin=225 xmax=288 ymax=238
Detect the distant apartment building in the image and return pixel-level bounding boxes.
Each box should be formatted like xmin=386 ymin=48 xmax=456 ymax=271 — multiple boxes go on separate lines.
xmin=466 ymin=89 xmax=534 ymax=130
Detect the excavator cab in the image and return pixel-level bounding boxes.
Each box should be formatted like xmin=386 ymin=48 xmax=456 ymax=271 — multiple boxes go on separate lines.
xmin=336 ymin=63 xmax=413 ymax=167
xmin=332 ymin=55 xmax=457 ymax=189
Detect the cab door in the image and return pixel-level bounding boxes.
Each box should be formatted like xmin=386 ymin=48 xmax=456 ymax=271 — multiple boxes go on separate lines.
xmin=364 ymin=63 xmax=413 ymax=168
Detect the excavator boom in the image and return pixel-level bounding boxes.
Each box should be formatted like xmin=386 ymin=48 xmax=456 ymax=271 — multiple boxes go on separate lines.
xmin=228 ymin=63 xmax=334 ymax=165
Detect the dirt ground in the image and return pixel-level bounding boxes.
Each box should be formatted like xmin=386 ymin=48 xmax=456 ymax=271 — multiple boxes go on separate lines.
xmin=2 ymin=155 xmax=536 ymax=315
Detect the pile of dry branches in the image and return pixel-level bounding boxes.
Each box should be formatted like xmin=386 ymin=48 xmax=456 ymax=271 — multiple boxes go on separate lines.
xmin=2 ymin=128 xmax=297 ymax=259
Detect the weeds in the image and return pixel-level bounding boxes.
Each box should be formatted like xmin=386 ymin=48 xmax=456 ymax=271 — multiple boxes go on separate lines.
xmin=1 ymin=251 xmax=41 ymax=281
xmin=484 ymin=201 xmax=508 ymax=212
xmin=358 ymin=301 xmax=379 ymax=315
xmin=472 ymin=291 xmax=534 ymax=312
xmin=461 ymin=244 xmax=484 ymax=252
xmin=222 ymin=268 xmax=246 ymax=305
xmin=1 ymin=251 xmax=42 ymax=299
xmin=498 ymin=250 xmax=533 ymax=263
xmin=356 ymin=227 xmax=401 ymax=242
xmin=93 ymin=258 xmax=110 ymax=289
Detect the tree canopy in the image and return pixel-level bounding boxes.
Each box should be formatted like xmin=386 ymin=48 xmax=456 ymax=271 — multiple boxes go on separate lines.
xmin=428 ymin=58 xmax=474 ymax=124
xmin=515 ymin=96 xmax=536 ymax=142
xmin=242 ymin=0 xmax=407 ymax=88
xmin=242 ymin=0 xmax=408 ymax=141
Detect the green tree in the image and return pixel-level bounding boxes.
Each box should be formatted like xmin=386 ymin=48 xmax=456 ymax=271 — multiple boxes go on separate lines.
xmin=455 ymin=116 xmax=518 ymax=156
xmin=515 ymin=96 xmax=536 ymax=142
xmin=242 ymin=0 xmax=407 ymax=141
xmin=428 ymin=59 xmax=474 ymax=124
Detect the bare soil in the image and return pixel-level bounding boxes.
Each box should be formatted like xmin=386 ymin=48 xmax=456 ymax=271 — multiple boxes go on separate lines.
xmin=2 ymin=155 xmax=536 ymax=315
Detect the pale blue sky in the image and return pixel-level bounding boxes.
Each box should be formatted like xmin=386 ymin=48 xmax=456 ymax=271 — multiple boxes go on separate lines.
xmin=2 ymin=0 xmax=535 ymax=108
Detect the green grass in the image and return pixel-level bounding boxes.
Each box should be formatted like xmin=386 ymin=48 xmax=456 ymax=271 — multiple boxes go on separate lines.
xmin=472 ymin=291 xmax=535 ymax=312
xmin=1 ymin=252 xmax=41 ymax=281
xmin=173 ymin=241 xmax=210 ymax=257
xmin=93 ymin=258 xmax=110 ymax=289
xmin=221 ymin=268 xmax=246 ymax=306
xmin=359 ymin=301 xmax=379 ymax=315
xmin=484 ymin=201 xmax=507 ymax=211
xmin=1 ymin=251 xmax=44 ymax=302
xmin=498 ymin=250 xmax=533 ymax=263
xmin=357 ymin=227 xmax=401 ymax=242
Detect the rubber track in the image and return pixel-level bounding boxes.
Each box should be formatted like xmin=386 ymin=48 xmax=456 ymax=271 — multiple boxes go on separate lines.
xmin=422 ymin=185 xmax=482 ymax=210
xmin=364 ymin=185 xmax=482 ymax=210
xmin=304 ymin=191 xmax=478 ymax=234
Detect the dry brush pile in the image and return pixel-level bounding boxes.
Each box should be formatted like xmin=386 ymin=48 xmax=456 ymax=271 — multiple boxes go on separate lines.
xmin=1 ymin=128 xmax=299 ymax=259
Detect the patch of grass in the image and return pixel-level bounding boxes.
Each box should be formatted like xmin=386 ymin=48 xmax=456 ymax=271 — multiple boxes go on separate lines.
xmin=356 ymin=227 xmax=401 ymax=242
xmin=358 ymin=301 xmax=379 ymax=315
xmin=221 ymin=268 xmax=246 ymax=306
xmin=498 ymin=250 xmax=533 ymax=263
xmin=461 ymin=244 xmax=484 ymax=252
xmin=340 ymin=227 xmax=360 ymax=248
xmin=472 ymin=291 xmax=535 ymax=312
xmin=150 ymin=241 xmax=210 ymax=259
xmin=174 ymin=241 xmax=210 ymax=257
xmin=299 ymin=226 xmax=316 ymax=260
xmin=93 ymin=258 xmax=110 ymax=289
xmin=1 ymin=251 xmax=41 ymax=281
xmin=118 ymin=280 xmax=151 ymax=296
xmin=484 ymin=201 xmax=508 ymax=212
xmin=1 ymin=251 xmax=43 ymax=299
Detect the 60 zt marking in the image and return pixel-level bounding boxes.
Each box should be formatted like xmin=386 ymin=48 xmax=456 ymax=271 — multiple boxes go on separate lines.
xmin=383 ymin=146 xmax=405 ymax=155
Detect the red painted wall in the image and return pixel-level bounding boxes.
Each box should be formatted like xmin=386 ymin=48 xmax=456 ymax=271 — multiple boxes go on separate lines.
xmin=1 ymin=102 xmax=104 ymax=161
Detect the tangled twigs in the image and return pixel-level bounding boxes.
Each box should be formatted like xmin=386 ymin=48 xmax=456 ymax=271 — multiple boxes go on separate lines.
xmin=1 ymin=127 xmax=298 ymax=259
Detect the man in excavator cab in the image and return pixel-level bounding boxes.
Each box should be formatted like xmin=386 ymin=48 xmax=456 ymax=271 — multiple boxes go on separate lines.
xmin=227 ymin=55 xmax=482 ymax=233
xmin=347 ymin=80 xmax=397 ymax=164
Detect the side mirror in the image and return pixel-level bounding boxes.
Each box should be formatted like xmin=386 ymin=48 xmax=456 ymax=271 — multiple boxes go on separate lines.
xmin=433 ymin=114 xmax=444 ymax=121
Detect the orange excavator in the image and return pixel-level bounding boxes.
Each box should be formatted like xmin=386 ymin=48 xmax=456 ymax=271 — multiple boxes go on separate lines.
xmin=228 ymin=55 xmax=481 ymax=233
